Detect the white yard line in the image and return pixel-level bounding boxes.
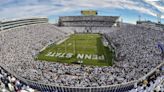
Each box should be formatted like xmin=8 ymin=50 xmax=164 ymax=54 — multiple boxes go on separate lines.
xmin=56 ymin=36 xmax=70 ymax=45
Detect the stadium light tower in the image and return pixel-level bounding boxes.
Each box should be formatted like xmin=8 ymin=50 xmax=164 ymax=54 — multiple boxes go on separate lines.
xmin=138 ymin=15 xmax=141 ymax=22
xmin=0 ymin=21 xmax=2 ymax=31
xmin=157 ymin=13 xmax=161 ymax=24
xmin=73 ymin=37 xmax=76 ymax=54
xmin=64 ymin=41 xmax=67 ymax=53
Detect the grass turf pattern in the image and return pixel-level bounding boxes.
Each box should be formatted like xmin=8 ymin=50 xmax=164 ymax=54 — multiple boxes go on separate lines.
xmin=36 ymin=34 xmax=113 ymax=66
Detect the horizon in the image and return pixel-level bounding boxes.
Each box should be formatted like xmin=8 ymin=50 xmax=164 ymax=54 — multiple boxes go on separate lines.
xmin=0 ymin=0 xmax=164 ymax=24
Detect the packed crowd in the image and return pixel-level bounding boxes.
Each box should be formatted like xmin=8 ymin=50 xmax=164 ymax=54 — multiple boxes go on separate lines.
xmin=129 ymin=68 xmax=164 ymax=92
xmin=59 ymin=16 xmax=118 ymax=27
xmin=0 ymin=67 xmax=36 ymax=92
xmin=0 ymin=23 xmax=163 ymax=88
xmin=58 ymin=26 xmax=117 ymax=34
xmin=61 ymin=22 xmax=115 ymax=27
xmin=106 ymin=24 xmax=163 ymax=80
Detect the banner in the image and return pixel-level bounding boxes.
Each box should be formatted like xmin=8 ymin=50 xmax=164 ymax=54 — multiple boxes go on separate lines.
xmin=81 ymin=10 xmax=98 ymax=16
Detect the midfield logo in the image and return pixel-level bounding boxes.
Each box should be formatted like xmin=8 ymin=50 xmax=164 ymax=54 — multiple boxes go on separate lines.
xmin=46 ymin=52 xmax=105 ymax=60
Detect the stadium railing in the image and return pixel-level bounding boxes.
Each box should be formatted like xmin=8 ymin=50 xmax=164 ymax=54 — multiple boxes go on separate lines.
xmin=0 ymin=62 xmax=163 ymax=92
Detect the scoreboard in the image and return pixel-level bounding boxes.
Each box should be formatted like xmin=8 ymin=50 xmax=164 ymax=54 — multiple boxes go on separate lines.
xmin=81 ymin=10 xmax=98 ymax=16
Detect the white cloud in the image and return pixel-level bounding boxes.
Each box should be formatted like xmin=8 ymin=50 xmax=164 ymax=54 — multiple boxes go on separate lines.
xmin=0 ymin=0 xmax=163 ymax=21
xmin=161 ymin=15 xmax=164 ymax=18
xmin=144 ymin=0 xmax=164 ymax=13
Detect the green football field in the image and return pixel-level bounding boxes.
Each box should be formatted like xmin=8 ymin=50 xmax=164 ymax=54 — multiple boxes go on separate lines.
xmin=36 ymin=34 xmax=113 ymax=66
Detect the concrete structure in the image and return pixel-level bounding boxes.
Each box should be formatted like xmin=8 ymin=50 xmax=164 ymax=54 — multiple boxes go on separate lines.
xmin=0 ymin=17 xmax=48 ymax=30
xmin=58 ymin=16 xmax=119 ymax=27
xmin=136 ymin=20 xmax=164 ymax=31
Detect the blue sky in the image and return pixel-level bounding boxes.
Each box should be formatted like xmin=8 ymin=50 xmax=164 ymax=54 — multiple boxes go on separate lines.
xmin=0 ymin=0 xmax=163 ymax=24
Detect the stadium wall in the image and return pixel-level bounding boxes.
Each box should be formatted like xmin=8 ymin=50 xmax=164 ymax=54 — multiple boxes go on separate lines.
xmin=0 ymin=18 xmax=48 ymax=30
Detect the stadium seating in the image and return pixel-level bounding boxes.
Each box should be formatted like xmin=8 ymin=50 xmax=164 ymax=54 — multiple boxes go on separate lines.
xmin=0 ymin=67 xmax=36 ymax=92
xmin=58 ymin=16 xmax=119 ymax=27
xmin=0 ymin=18 xmax=163 ymax=92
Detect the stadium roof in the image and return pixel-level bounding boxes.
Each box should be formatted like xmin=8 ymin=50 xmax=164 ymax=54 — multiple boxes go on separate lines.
xmin=0 ymin=17 xmax=48 ymax=22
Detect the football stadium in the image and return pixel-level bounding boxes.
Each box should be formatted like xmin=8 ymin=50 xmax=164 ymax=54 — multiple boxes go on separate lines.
xmin=0 ymin=0 xmax=164 ymax=92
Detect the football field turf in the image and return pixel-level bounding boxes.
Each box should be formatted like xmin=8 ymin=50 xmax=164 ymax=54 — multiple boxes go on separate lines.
xmin=36 ymin=34 xmax=113 ymax=66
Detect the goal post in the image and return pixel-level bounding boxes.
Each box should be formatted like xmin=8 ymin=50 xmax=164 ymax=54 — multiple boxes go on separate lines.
xmin=73 ymin=36 xmax=76 ymax=54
